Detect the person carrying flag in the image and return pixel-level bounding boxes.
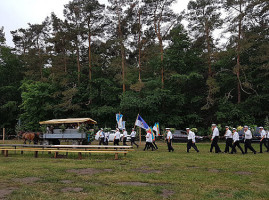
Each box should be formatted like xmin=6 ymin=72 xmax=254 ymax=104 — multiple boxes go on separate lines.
xmin=144 ymin=129 xmax=154 ymax=151
xmin=130 ymin=128 xmax=139 ymax=148
xmin=166 ymin=128 xmax=174 ymax=152
xmin=186 ymin=128 xmax=199 ymax=153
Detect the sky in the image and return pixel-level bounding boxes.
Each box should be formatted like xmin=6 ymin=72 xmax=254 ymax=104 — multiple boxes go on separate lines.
xmin=0 ymin=0 xmax=190 ymax=47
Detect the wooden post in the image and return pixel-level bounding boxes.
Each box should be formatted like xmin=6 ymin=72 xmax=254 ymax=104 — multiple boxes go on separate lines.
xmin=78 ymin=152 xmax=82 ymax=159
xmin=54 ymin=152 xmax=58 ymax=158
xmin=139 ymin=127 xmax=141 ymax=145
xmin=4 ymin=150 xmax=8 ymax=157
xmin=1 ymin=150 xmax=4 ymax=155
xmin=2 ymin=128 xmax=5 ymax=144
xmin=21 ymin=151 xmax=23 ymax=155
xmin=115 ymin=153 xmax=118 ymax=160
xmin=34 ymin=151 xmax=38 ymax=158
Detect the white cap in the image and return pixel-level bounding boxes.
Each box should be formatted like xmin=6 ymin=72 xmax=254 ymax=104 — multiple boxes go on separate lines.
xmin=225 ymin=126 xmax=229 ymax=128
xmin=259 ymin=126 xmax=263 ymax=129
xmin=101 ymin=128 xmax=103 ymax=130
xmin=165 ymin=128 xmax=170 ymax=130
xmin=212 ymin=124 xmax=216 ymax=127
xmin=244 ymin=126 xmax=248 ymax=128
xmin=186 ymin=128 xmax=190 ymax=130
xmin=232 ymin=128 xmax=236 ymax=130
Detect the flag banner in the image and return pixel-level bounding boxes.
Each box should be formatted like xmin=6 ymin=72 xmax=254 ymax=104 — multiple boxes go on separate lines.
xmin=121 ymin=121 xmax=126 ymax=130
xmin=135 ymin=114 xmax=149 ymax=130
xmin=153 ymin=122 xmax=160 ymax=136
xmin=116 ymin=114 xmax=123 ymax=129
xmin=150 ymin=127 xmax=156 ymax=141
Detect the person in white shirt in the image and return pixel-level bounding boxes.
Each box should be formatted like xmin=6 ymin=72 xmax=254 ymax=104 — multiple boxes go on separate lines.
xmin=186 ymin=128 xmax=199 ymax=153
xmin=231 ymin=128 xmax=244 ymax=154
xmin=259 ymin=127 xmax=269 ymax=153
xmin=98 ymin=128 xmax=105 ymax=145
xmin=130 ymin=128 xmax=139 ymax=148
xmin=114 ymin=128 xmax=121 ymax=146
xmin=243 ymin=126 xmax=256 ymax=154
xmin=143 ymin=129 xmax=154 ymax=151
xmin=210 ymin=124 xmax=222 ymax=153
xmin=267 ymin=130 xmax=269 ymax=152
xmin=224 ymin=126 xmax=233 ymax=153
xmin=122 ymin=128 xmax=128 ymax=146
xmin=104 ymin=131 xmax=109 ymax=145
xmin=166 ymin=128 xmax=174 ymax=152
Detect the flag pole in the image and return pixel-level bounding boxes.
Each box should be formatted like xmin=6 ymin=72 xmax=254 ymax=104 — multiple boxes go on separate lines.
xmin=133 ymin=114 xmax=141 ymax=145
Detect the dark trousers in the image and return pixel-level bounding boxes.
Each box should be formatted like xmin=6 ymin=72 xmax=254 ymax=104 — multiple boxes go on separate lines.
xmin=152 ymin=141 xmax=158 ymax=149
xmin=99 ymin=137 xmax=105 ymax=145
xmin=167 ymin=140 xmax=174 ymax=152
xmin=231 ymin=141 xmax=244 ymax=154
xmin=144 ymin=142 xmax=153 ymax=151
xmin=260 ymin=138 xmax=269 ymax=153
xmin=123 ymin=137 xmax=127 ymax=145
xmin=244 ymin=139 xmax=256 ymax=153
xmin=131 ymin=137 xmax=138 ymax=147
xmin=224 ymin=138 xmax=233 ymax=153
xmin=210 ymin=136 xmax=221 ymax=153
xmin=187 ymin=140 xmax=199 ymax=152
xmin=267 ymin=139 xmax=269 ymax=152
xmin=114 ymin=139 xmax=119 ymax=145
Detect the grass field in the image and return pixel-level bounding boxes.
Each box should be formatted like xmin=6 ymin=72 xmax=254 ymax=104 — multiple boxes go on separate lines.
xmin=0 ymin=140 xmax=268 ymax=200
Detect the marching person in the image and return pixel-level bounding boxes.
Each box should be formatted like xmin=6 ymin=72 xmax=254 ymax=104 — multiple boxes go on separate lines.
xmin=231 ymin=128 xmax=244 ymax=154
xmin=152 ymin=131 xmax=158 ymax=150
xmin=267 ymin=130 xmax=269 ymax=152
xmin=243 ymin=126 xmax=256 ymax=154
xmin=104 ymin=131 xmax=109 ymax=145
xmin=210 ymin=124 xmax=222 ymax=153
xmin=122 ymin=128 xmax=128 ymax=146
xmin=259 ymin=127 xmax=269 ymax=153
xmin=114 ymin=128 xmax=120 ymax=146
xmin=130 ymin=128 xmax=139 ymax=148
xmin=166 ymin=128 xmax=174 ymax=152
xmin=143 ymin=129 xmax=154 ymax=151
xmin=186 ymin=128 xmax=199 ymax=153
xmin=98 ymin=128 xmax=105 ymax=145
xmin=224 ymin=126 xmax=233 ymax=153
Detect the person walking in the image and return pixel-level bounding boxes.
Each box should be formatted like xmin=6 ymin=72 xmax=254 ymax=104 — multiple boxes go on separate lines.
xmin=166 ymin=128 xmax=174 ymax=152
xmin=243 ymin=126 xmax=256 ymax=154
xmin=144 ymin=129 xmax=154 ymax=151
xmin=267 ymin=130 xmax=269 ymax=152
xmin=114 ymin=128 xmax=120 ymax=146
xmin=231 ymin=128 xmax=244 ymax=154
xmin=130 ymin=128 xmax=139 ymax=148
xmin=152 ymin=131 xmax=158 ymax=150
xmin=224 ymin=126 xmax=233 ymax=153
xmin=98 ymin=128 xmax=105 ymax=145
xmin=122 ymin=128 xmax=128 ymax=146
xmin=210 ymin=124 xmax=222 ymax=153
xmin=186 ymin=128 xmax=199 ymax=153
xmin=259 ymin=127 xmax=269 ymax=153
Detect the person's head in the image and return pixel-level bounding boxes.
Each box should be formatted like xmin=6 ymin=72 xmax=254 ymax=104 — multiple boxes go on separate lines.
xmin=166 ymin=128 xmax=170 ymax=132
xmin=116 ymin=128 xmax=119 ymax=131
xmin=212 ymin=124 xmax=216 ymax=128
xmin=244 ymin=126 xmax=248 ymax=131
xmin=225 ymin=126 xmax=229 ymax=130
xmin=186 ymin=128 xmax=190 ymax=133
xmin=132 ymin=128 xmax=134 ymax=131
xmin=101 ymin=128 xmax=103 ymax=131
xmin=259 ymin=126 xmax=263 ymax=130
xmin=232 ymin=128 xmax=236 ymax=133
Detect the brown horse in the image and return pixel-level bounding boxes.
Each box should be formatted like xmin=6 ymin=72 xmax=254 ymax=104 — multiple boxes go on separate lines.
xmin=19 ymin=131 xmax=41 ymax=144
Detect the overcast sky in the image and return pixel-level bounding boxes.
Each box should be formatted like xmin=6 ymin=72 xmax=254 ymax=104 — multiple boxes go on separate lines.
xmin=0 ymin=0 xmax=189 ymax=47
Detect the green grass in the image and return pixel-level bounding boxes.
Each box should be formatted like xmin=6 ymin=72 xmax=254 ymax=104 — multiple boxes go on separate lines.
xmin=0 ymin=141 xmax=268 ymax=200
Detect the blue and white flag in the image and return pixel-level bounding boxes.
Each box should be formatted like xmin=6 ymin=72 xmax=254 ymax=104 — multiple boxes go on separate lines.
xmin=135 ymin=114 xmax=149 ymax=130
xmin=122 ymin=121 xmax=126 ymax=130
xmin=116 ymin=114 xmax=123 ymax=129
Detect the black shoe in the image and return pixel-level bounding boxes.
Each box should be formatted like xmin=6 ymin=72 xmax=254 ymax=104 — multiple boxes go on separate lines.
xmin=254 ymin=151 xmax=256 ymax=154
xmin=260 ymin=152 xmax=263 ymax=153
xmin=197 ymin=151 xmax=199 ymax=153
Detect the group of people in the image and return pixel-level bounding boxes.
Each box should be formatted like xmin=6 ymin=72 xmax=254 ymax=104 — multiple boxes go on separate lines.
xmin=96 ymin=124 xmax=269 ymax=154
xmin=210 ymin=124 xmax=269 ymax=154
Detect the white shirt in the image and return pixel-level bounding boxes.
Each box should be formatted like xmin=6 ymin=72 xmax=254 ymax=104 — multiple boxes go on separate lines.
xmin=233 ymin=132 xmax=240 ymax=142
xmin=212 ymin=127 xmax=219 ymax=139
xmin=146 ymin=133 xmax=152 ymax=142
xmin=123 ymin=131 xmax=127 ymax=137
xmin=225 ymin=130 xmax=233 ymax=139
xmin=130 ymin=131 xmax=136 ymax=137
xmin=115 ymin=131 xmax=121 ymax=140
xmin=98 ymin=130 xmax=104 ymax=138
xmin=260 ymin=130 xmax=266 ymax=138
xmin=166 ymin=131 xmax=172 ymax=140
xmin=244 ymin=130 xmax=252 ymax=139
xmin=267 ymin=131 xmax=269 ymax=139
xmin=105 ymin=132 xmax=109 ymax=139
xmin=187 ymin=131 xmax=196 ymax=143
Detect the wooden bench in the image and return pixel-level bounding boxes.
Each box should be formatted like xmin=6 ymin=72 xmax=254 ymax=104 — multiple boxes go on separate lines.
xmin=0 ymin=148 xmax=128 ymax=160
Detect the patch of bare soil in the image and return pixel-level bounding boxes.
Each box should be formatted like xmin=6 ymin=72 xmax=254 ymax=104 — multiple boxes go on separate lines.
xmin=118 ymin=182 xmax=149 ymax=186
xmin=66 ymin=168 xmax=112 ymax=175
xmin=187 ymin=165 xmax=199 ymax=169
xmin=60 ymin=180 xmax=73 ymax=184
xmin=208 ymin=169 xmax=220 ymax=173
xmin=61 ymin=187 xmax=83 ymax=193
xmin=161 ymin=189 xmax=175 ymax=199
xmin=235 ymin=171 xmax=252 ymax=175
xmin=13 ymin=177 xmax=40 ymax=184
xmin=134 ymin=169 xmax=162 ymax=174
xmin=0 ymin=187 xmax=16 ymax=200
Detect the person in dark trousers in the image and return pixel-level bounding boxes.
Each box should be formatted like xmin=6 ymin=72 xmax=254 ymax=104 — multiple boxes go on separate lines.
xmin=166 ymin=128 xmax=174 ymax=152
xmin=122 ymin=128 xmax=128 ymax=146
xmin=224 ymin=126 xmax=233 ymax=153
xmin=98 ymin=128 xmax=105 ymax=145
xmin=130 ymin=128 xmax=139 ymax=148
xmin=259 ymin=127 xmax=269 ymax=153
xmin=243 ymin=126 xmax=256 ymax=154
xmin=186 ymin=128 xmax=199 ymax=153
xmin=231 ymin=128 xmax=244 ymax=154
xmin=152 ymin=131 xmax=158 ymax=150
xmin=114 ymin=128 xmax=120 ymax=145
xmin=143 ymin=129 xmax=154 ymax=151
xmin=210 ymin=124 xmax=222 ymax=153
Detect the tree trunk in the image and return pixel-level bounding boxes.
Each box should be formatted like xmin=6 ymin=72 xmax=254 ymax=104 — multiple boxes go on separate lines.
xmin=88 ymin=32 xmax=92 ymax=81
xmin=138 ymin=9 xmax=141 ymax=83
xmin=205 ymin=21 xmax=212 ymax=77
